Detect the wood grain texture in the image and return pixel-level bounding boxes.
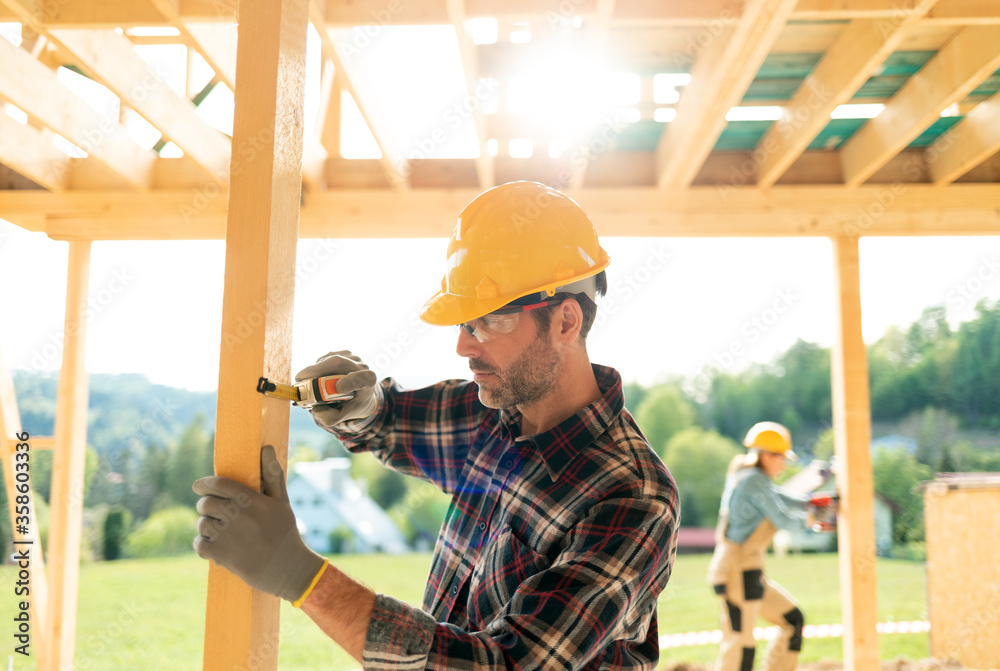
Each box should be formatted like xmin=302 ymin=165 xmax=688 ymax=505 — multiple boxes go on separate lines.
xmin=924 ymin=479 xmax=1000 ymax=668
xmin=201 ymin=0 xmax=309 ymax=669
xmin=45 ymin=240 xmax=91 ymax=671
xmin=830 ymin=236 xmax=880 ymax=671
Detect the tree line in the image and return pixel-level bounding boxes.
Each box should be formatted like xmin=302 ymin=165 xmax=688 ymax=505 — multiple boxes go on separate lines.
xmin=2 ymin=299 xmax=997 ymax=559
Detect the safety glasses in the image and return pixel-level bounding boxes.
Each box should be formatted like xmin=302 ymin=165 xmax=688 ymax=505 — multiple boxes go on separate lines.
xmin=457 ymin=296 xmax=566 ymax=343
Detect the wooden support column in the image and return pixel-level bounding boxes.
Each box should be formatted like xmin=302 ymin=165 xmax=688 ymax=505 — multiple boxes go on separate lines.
xmin=45 ymin=240 xmax=91 ymax=671
xmin=830 ymin=236 xmax=879 ymax=671
xmin=201 ymin=0 xmax=309 ymax=669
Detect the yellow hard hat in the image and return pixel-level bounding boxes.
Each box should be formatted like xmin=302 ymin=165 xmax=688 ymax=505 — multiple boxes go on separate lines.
xmin=743 ymin=421 xmax=796 ymax=460
xmin=420 ymin=181 xmax=611 ymax=326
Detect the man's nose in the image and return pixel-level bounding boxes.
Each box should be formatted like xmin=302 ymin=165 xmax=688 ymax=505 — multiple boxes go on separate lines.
xmin=456 ymin=325 xmax=482 ymax=359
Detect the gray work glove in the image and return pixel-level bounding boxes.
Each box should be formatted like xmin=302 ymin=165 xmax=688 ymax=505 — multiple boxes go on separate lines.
xmin=295 ymin=350 xmax=379 ymax=429
xmin=192 ymin=445 xmax=325 ymax=603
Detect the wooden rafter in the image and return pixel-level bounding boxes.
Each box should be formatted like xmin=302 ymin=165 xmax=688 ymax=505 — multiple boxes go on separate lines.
xmin=447 ymin=0 xmax=494 ymax=189
xmin=928 ymin=90 xmax=1000 ymax=184
xmin=0 ymin=35 xmax=153 ymax=188
xmin=5 ymin=184 xmax=1000 ymax=240
xmin=309 ymin=0 xmax=408 ymax=189
xmin=656 ymin=0 xmax=798 ymax=189
xmin=48 ymin=28 xmax=231 ymax=184
xmin=755 ymin=1 xmax=939 ymax=188
xmin=841 ymin=25 xmax=1000 ymax=187
xmin=0 ymin=112 xmax=70 ymax=190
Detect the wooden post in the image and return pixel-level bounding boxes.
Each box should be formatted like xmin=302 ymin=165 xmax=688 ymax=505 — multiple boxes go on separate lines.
xmin=45 ymin=240 xmax=91 ymax=671
xmin=201 ymin=0 xmax=309 ymax=669
xmin=0 ymin=344 xmax=49 ymax=671
xmin=830 ymin=236 xmax=879 ymax=671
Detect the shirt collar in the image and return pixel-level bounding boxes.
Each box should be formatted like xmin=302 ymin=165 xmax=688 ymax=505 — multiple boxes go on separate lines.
xmin=498 ymin=364 xmax=625 ymax=482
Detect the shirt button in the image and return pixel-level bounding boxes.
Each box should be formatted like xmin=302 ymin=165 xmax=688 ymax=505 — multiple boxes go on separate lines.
xmin=451 ymin=584 xmax=459 ymax=596
xmin=503 ymin=457 xmax=514 ymax=469
xmin=479 ymin=521 xmax=486 ymax=530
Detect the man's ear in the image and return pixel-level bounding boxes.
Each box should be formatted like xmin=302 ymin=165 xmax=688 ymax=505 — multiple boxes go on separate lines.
xmin=556 ymin=299 xmax=584 ymax=343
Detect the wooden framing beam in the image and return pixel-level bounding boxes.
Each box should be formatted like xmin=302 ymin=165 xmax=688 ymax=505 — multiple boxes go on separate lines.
xmin=656 ymin=0 xmax=798 ymax=189
xmin=0 ymin=112 xmax=71 ymax=191
xmin=755 ymin=2 xmax=939 ymax=188
xmin=928 ymin=90 xmax=1000 ymax=184
xmin=4 ymin=184 xmax=999 ymax=239
xmin=0 ymin=344 xmax=50 ymax=671
xmin=201 ymin=0 xmax=308 ymax=668
xmin=2 ymin=0 xmax=998 ymax=26
xmin=46 ymin=28 xmax=231 ymax=184
xmin=447 ymin=0 xmax=494 ymax=189
xmin=310 ymin=2 xmax=408 ymax=189
xmin=181 ymin=22 xmax=239 ymax=92
xmin=841 ymin=25 xmax=1000 ymax=187
xmin=0 ymin=36 xmax=153 ymax=189
xmin=316 ymin=58 xmax=341 ymax=157
xmin=45 ymin=240 xmax=91 ymax=671
xmin=830 ymin=235 xmax=879 ymax=671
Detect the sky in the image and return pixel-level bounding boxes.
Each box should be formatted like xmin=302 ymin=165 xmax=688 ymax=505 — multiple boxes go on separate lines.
xmin=2 ymin=23 xmax=1000 ymax=394
xmin=2 ymin=221 xmax=999 ymax=394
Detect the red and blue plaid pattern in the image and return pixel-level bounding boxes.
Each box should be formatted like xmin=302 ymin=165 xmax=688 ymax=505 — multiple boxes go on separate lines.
xmin=332 ymin=364 xmax=679 ymax=670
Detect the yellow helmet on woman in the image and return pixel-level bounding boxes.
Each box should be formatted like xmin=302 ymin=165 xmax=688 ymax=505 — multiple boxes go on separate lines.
xmin=743 ymin=421 xmax=796 ymax=460
xmin=420 ymin=181 xmax=611 ymax=326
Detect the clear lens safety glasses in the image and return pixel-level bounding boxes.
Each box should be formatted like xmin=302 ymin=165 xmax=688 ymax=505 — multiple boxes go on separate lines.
xmin=455 ymin=296 xmax=566 ymax=343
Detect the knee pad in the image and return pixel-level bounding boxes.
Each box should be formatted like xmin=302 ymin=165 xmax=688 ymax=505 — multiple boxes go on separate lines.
xmin=783 ymin=606 xmax=804 ymax=651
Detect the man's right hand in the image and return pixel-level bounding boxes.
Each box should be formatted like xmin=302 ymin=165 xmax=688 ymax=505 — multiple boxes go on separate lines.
xmin=295 ymin=351 xmax=379 ymax=429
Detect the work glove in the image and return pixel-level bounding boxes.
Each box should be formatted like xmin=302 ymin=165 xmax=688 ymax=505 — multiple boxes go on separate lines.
xmin=192 ymin=445 xmax=326 ymax=604
xmin=295 ymin=350 xmax=379 ymax=429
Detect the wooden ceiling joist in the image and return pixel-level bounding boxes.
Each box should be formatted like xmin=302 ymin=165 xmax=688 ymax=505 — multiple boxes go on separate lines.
xmin=48 ymin=28 xmax=231 ymax=184
xmin=0 ymin=112 xmax=70 ymax=191
xmin=755 ymin=1 xmax=939 ymax=188
xmin=841 ymin=25 xmax=1000 ymax=187
xmin=447 ymin=0 xmax=495 ymax=189
xmin=928 ymin=89 xmax=1000 ymax=184
xmin=656 ymin=0 xmax=798 ymax=189
xmin=308 ymin=1 xmax=408 ymax=189
xmin=0 ymin=35 xmax=154 ymax=188
xmin=5 ymin=184 xmax=999 ymax=240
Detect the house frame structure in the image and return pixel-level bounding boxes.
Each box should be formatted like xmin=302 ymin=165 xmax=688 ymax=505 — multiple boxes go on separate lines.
xmin=0 ymin=0 xmax=999 ymax=669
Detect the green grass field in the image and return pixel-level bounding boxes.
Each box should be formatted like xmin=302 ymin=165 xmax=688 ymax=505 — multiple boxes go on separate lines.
xmin=0 ymin=552 xmax=929 ymax=670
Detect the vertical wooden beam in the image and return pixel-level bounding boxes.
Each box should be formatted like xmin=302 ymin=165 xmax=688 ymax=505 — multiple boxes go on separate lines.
xmin=201 ymin=0 xmax=308 ymax=669
xmin=45 ymin=240 xmax=91 ymax=671
xmin=0 ymin=344 xmax=49 ymax=671
xmin=830 ymin=236 xmax=879 ymax=671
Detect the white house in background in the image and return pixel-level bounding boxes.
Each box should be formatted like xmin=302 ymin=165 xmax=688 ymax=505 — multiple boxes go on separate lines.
xmin=772 ymin=459 xmax=895 ymax=557
xmin=287 ymin=458 xmax=409 ymax=555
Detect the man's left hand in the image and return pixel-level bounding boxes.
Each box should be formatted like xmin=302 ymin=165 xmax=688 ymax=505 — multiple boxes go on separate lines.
xmin=193 ymin=445 xmax=326 ymax=603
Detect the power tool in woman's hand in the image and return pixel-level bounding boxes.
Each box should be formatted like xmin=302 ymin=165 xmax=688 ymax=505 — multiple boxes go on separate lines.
xmin=808 ymin=491 xmax=839 ymax=533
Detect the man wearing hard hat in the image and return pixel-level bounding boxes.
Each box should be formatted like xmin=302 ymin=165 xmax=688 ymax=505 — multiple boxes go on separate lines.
xmin=707 ymin=421 xmax=836 ymax=671
xmin=193 ymin=182 xmax=680 ymax=670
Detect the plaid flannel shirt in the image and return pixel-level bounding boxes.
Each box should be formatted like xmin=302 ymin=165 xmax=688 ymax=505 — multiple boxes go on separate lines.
xmin=332 ymin=364 xmax=679 ymax=670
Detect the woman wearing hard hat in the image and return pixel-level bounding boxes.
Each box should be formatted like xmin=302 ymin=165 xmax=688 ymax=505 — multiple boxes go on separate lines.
xmin=707 ymin=421 xmax=821 ymax=671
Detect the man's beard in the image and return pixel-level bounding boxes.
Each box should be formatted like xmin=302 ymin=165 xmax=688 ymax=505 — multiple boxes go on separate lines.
xmin=472 ymin=335 xmax=561 ymax=409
